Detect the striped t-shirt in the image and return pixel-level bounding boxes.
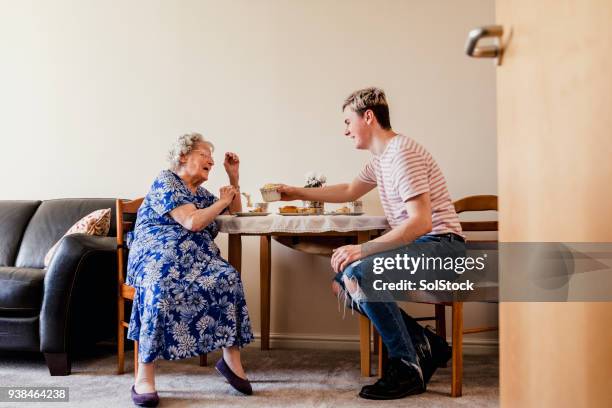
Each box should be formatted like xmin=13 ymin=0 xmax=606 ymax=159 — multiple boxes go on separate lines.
xmin=358 ymin=134 xmax=463 ymax=236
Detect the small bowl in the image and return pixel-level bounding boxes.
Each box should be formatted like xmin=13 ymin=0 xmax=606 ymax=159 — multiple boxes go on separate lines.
xmin=254 ymin=202 xmax=269 ymax=212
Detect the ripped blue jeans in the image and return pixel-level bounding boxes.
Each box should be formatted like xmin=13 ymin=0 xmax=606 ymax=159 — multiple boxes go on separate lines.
xmin=333 ymin=234 xmax=466 ymax=368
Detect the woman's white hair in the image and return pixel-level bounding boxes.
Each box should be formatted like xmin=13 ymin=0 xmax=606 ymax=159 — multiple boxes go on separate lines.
xmin=167 ymin=132 xmax=214 ymax=171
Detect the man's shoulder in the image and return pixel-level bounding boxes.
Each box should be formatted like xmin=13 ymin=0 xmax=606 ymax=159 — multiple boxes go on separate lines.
xmin=394 ymin=134 xmax=422 ymax=151
xmin=388 ymin=135 xmax=428 ymax=160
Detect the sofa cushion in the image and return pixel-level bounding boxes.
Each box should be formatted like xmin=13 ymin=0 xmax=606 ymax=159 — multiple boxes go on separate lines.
xmin=0 ymin=267 xmax=45 ymax=317
xmin=14 ymin=199 xmax=116 ymax=269
xmin=44 ymin=208 xmax=112 ymax=267
xmin=0 ymin=201 xmax=41 ymax=266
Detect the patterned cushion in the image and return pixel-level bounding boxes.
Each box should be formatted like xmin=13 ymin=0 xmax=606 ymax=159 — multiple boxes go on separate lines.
xmin=43 ymin=208 xmax=111 ymax=268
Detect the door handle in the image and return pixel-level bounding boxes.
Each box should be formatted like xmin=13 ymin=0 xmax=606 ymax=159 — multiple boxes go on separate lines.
xmin=465 ymin=25 xmax=504 ymax=64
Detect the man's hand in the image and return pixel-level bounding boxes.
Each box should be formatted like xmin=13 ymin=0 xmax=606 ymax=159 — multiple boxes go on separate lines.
xmin=276 ymin=184 xmax=302 ymax=201
xmin=224 ymin=152 xmax=240 ymax=182
xmin=331 ymin=244 xmax=363 ymax=273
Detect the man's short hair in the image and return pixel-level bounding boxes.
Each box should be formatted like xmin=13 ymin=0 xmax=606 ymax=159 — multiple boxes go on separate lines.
xmin=342 ymin=87 xmax=391 ymax=129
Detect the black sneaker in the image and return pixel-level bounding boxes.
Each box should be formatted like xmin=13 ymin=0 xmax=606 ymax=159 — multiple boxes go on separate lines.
xmin=359 ymin=358 xmax=425 ymax=400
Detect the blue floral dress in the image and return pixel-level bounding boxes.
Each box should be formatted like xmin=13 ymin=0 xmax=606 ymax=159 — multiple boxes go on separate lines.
xmin=126 ymin=169 xmax=254 ymax=363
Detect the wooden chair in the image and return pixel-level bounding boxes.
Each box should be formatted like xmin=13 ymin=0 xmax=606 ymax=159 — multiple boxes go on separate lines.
xmin=116 ymin=198 xmax=208 ymax=376
xmin=359 ymin=195 xmax=499 ymax=397
xmin=116 ymin=198 xmax=142 ymax=376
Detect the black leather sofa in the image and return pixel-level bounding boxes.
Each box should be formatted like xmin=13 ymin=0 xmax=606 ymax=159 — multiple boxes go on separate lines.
xmin=0 ymin=199 xmax=117 ymax=375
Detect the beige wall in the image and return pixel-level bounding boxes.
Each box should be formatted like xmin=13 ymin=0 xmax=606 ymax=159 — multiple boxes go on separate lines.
xmin=0 ymin=0 xmax=497 ymax=347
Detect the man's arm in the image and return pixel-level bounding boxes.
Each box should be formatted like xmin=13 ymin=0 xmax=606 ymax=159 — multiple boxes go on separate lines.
xmin=363 ymin=192 xmax=432 ymax=256
xmin=277 ymin=178 xmax=375 ymax=203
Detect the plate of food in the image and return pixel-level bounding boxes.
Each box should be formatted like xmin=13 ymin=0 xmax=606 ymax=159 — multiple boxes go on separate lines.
xmin=278 ymin=206 xmax=322 ymax=216
xmin=235 ymin=209 xmax=270 ymax=217
xmin=326 ymin=206 xmax=364 ymax=216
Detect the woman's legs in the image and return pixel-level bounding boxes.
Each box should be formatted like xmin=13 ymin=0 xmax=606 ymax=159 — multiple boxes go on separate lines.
xmin=134 ymin=348 xmax=246 ymax=394
xmin=135 ymin=361 xmax=156 ymax=393
xmin=222 ymin=345 xmax=247 ymax=379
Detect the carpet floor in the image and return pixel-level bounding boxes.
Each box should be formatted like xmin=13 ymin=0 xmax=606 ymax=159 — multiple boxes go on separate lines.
xmin=0 ymin=345 xmax=498 ymax=407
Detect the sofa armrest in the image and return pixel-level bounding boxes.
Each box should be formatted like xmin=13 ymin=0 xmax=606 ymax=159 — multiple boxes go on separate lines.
xmin=40 ymin=233 xmax=117 ymax=353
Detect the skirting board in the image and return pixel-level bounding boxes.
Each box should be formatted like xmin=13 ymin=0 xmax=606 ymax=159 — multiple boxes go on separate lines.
xmin=247 ymin=332 xmax=499 ymax=355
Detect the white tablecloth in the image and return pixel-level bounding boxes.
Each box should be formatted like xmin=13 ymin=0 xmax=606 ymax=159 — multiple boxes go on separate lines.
xmin=215 ymin=214 xmax=389 ymax=234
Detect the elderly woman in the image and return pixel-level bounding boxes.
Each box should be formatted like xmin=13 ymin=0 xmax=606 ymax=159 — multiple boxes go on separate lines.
xmin=126 ymin=133 xmax=254 ymax=406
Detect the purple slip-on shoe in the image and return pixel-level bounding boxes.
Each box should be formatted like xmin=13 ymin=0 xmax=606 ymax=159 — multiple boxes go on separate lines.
xmin=131 ymin=385 xmax=160 ymax=407
xmin=215 ymin=357 xmax=253 ymax=395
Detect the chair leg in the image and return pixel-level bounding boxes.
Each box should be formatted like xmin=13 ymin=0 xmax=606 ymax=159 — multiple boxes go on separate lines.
xmin=435 ymin=304 xmax=448 ymax=367
xmin=117 ymin=324 xmax=125 ymax=375
xmin=377 ymin=336 xmax=388 ymax=378
xmin=451 ymin=302 xmax=463 ymax=397
xmin=117 ymin=290 xmax=125 ymax=375
xmin=435 ymin=304 xmax=447 ymax=339
xmin=359 ymin=314 xmax=372 ymax=377
xmin=372 ymin=326 xmax=380 ymax=354
xmin=199 ymin=354 xmax=208 ymax=366
xmin=134 ymin=340 xmax=139 ymax=379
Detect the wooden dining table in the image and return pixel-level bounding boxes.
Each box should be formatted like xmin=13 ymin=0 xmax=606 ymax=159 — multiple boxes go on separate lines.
xmin=215 ymin=213 xmax=389 ymax=354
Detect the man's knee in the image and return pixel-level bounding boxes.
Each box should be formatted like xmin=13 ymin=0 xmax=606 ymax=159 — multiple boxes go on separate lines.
xmin=342 ymin=274 xmax=358 ymax=293
xmin=342 ymin=274 xmax=367 ymax=302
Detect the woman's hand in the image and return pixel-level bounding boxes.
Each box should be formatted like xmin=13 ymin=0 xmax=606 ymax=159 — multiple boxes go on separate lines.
xmin=276 ymin=184 xmax=302 ymax=201
xmin=224 ymin=152 xmax=240 ymax=183
xmin=219 ymin=185 xmax=237 ymax=206
xmin=331 ymin=244 xmax=363 ymax=273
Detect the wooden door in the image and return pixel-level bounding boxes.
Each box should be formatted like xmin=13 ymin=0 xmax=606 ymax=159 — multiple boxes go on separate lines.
xmin=496 ymin=1 xmax=612 ymax=407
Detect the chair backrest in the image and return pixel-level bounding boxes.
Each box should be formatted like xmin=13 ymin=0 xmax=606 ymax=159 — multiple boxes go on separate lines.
xmin=453 ymin=195 xmax=498 ymax=234
xmin=116 ymin=198 xmax=144 ymax=287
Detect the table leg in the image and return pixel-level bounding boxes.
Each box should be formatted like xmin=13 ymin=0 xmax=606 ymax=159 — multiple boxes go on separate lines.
xmin=228 ymin=234 xmax=242 ymax=274
xmin=356 ymin=230 xmax=371 ymax=245
xmin=260 ymin=235 xmax=271 ymax=350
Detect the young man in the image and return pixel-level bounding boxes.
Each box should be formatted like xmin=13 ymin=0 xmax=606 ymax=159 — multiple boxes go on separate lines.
xmin=278 ymin=87 xmax=465 ymax=400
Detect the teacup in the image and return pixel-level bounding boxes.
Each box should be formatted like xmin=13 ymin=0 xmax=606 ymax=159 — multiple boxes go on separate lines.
xmin=349 ymin=201 xmax=363 ymax=213
xmin=254 ymin=202 xmax=269 ymax=212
